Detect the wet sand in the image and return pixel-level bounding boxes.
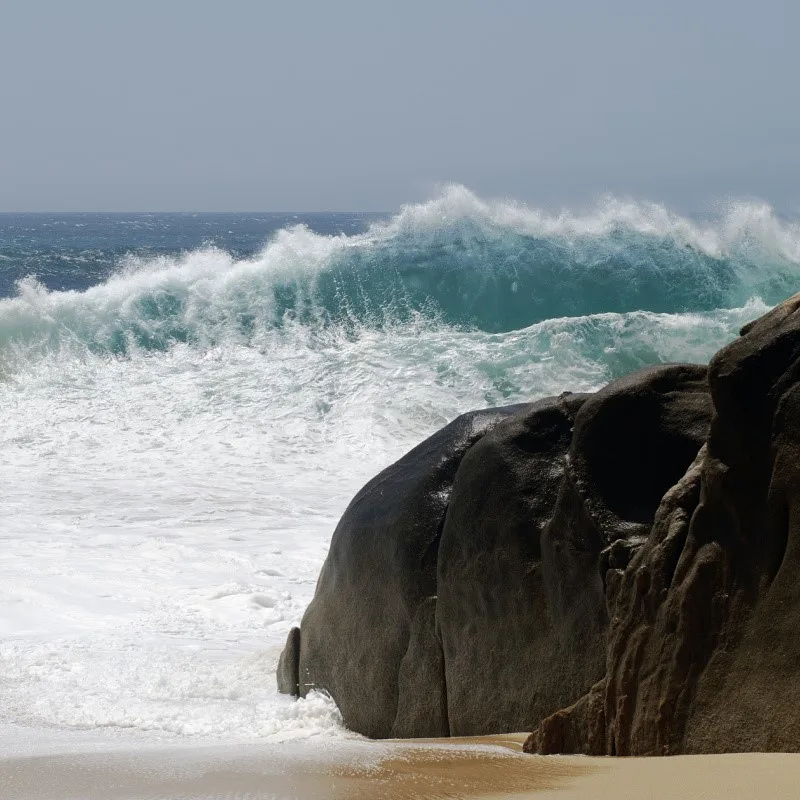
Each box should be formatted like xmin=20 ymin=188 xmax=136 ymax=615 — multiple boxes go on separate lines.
xmin=1 ymin=734 xmax=799 ymax=800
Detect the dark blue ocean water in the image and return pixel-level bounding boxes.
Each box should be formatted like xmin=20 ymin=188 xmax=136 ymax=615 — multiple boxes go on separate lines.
xmin=0 ymin=213 xmax=383 ymax=297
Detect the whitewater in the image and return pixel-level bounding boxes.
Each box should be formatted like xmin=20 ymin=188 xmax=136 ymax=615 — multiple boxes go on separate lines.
xmin=0 ymin=186 xmax=796 ymax=752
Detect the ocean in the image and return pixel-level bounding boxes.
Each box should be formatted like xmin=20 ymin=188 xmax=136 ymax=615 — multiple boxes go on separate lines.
xmin=0 ymin=185 xmax=796 ymax=751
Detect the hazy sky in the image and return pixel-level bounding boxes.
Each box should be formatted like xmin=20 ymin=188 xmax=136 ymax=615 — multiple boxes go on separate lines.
xmin=1 ymin=0 xmax=797 ymax=212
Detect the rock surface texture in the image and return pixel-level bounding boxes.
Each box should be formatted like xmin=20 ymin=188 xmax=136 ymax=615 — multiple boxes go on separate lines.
xmin=528 ymin=292 xmax=800 ymax=755
xmin=279 ymin=361 xmax=713 ymax=740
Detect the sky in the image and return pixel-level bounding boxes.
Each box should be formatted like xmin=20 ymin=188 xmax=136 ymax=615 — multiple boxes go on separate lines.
xmin=0 ymin=0 xmax=798 ymax=212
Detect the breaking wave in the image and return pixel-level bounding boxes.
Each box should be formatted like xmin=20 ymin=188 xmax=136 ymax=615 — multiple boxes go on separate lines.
xmin=0 ymin=186 xmax=797 ymax=363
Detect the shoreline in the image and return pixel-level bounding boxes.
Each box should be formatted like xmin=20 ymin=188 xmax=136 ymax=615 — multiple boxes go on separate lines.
xmin=2 ymin=734 xmax=799 ymax=800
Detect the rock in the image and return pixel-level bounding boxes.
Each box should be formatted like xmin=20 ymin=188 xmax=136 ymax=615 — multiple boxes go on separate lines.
xmin=279 ymin=363 xmax=712 ymax=739
xmin=533 ymin=292 xmax=800 ymax=755
xmin=523 ymin=679 xmax=606 ymax=755
xmin=289 ymin=405 xmax=527 ymax=738
xmin=277 ymin=627 xmax=300 ymax=696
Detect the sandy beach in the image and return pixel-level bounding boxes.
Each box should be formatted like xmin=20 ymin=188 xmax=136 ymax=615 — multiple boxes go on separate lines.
xmin=2 ymin=734 xmax=799 ymax=800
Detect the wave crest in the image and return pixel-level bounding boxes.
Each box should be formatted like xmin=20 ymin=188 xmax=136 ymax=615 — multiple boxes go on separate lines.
xmin=0 ymin=186 xmax=797 ymax=360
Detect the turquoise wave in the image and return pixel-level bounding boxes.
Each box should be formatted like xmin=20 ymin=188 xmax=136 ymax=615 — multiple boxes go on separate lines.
xmin=0 ymin=187 xmax=797 ymax=359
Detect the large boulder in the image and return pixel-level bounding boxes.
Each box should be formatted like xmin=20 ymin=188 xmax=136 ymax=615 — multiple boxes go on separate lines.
xmin=279 ymin=363 xmax=712 ymax=739
xmin=530 ymin=293 xmax=800 ymax=755
xmin=284 ymin=405 xmax=527 ymax=738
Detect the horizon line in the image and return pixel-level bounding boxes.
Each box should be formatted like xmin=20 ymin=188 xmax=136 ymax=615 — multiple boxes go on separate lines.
xmin=0 ymin=209 xmax=393 ymax=215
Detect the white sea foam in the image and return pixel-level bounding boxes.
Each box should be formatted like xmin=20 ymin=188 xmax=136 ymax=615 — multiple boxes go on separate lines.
xmin=381 ymin=184 xmax=800 ymax=261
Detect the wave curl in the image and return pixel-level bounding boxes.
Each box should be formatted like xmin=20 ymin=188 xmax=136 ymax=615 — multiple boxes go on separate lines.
xmin=0 ymin=186 xmax=797 ymax=359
